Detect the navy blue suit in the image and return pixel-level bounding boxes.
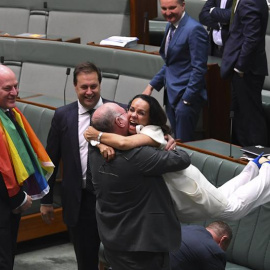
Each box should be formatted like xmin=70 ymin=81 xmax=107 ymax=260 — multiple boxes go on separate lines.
xmin=221 ymin=0 xmax=269 ymax=146
xmin=199 ymin=0 xmax=232 ymax=57
xmin=150 ymin=13 xmax=208 ymax=142
xmin=170 ymin=225 xmax=226 ymax=270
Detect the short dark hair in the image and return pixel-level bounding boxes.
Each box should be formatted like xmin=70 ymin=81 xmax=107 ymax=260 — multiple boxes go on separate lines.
xmin=127 ymin=94 xmax=171 ymax=134
xmin=73 ymin=61 xmax=102 ymax=85
xmin=207 ymin=221 xmax=233 ymax=250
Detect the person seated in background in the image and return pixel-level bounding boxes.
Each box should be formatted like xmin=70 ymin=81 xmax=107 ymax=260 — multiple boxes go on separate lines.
xmin=170 ymin=221 xmax=233 ymax=270
xmin=85 ymin=94 xmax=270 ymax=223
xmin=199 ymin=0 xmax=232 ymax=57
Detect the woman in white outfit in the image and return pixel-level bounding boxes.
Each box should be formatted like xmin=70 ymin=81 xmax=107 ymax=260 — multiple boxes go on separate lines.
xmin=85 ymin=94 xmax=270 ymax=222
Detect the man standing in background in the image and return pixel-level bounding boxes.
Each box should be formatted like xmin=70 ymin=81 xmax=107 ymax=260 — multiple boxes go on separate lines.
xmin=40 ymin=62 xmax=117 ymax=270
xmin=143 ymin=0 xmax=208 ymax=142
xmin=221 ymin=0 xmax=269 ymax=146
xmin=199 ymin=0 xmax=232 ymax=57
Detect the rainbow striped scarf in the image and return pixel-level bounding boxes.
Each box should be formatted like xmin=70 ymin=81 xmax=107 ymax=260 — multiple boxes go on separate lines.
xmin=0 ymin=107 xmax=54 ymax=200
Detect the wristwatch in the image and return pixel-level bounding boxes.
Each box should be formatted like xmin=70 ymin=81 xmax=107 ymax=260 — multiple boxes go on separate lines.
xmin=97 ymin=132 xmax=103 ymax=143
xmin=90 ymin=132 xmax=103 ymax=146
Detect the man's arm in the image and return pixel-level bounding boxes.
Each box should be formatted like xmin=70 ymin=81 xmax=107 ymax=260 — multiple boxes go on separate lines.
xmin=210 ymin=7 xmax=231 ymax=25
xmin=182 ymin=25 xmax=208 ymax=103
xmin=132 ymin=146 xmax=191 ymax=176
xmin=40 ymin=111 xmax=62 ymax=223
xmin=148 ymin=65 xmax=167 ymax=92
xmin=234 ymin=0 xmax=264 ymax=72
xmin=199 ymin=0 xmax=220 ymax=29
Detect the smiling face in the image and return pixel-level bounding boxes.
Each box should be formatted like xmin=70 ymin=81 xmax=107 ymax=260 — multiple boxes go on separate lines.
xmin=74 ymin=71 xmax=101 ymax=110
xmin=160 ymin=0 xmax=185 ymax=25
xmin=128 ymin=98 xmax=150 ymax=134
xmin=0 ymin=66 xmax=19 ymax=109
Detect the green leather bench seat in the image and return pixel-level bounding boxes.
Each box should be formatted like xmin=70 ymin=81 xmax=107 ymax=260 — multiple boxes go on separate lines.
xmin=0 ymin=0 xmax=130 ymax=44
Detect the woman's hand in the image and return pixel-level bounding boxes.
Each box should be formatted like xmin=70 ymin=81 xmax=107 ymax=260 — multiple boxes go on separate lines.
xmin=84 ymin=126 xmax=100 ymax=142
xmin=97 ymin=144 xmax=116 ymax=161
xmin=164 ymin=134 xmax=176 ymax=151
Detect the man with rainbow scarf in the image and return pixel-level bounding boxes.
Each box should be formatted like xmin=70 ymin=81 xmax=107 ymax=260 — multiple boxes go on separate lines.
xmin=0 ymin=65 xmax=54 ymax=269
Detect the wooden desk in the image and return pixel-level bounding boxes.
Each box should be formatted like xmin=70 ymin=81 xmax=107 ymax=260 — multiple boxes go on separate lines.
xmin=177 ymin=138 xmax=247 ymax=165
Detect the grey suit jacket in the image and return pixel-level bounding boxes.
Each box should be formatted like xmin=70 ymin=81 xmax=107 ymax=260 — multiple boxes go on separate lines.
xmin=89 ymin=145 xmax=191 ymax=252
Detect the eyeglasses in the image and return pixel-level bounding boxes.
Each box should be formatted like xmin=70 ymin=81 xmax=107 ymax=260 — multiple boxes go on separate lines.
xmin=117 ymin=110 xmax=127 ymax=118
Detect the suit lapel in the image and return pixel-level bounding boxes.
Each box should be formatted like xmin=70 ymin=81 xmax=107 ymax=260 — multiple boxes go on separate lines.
xmin=160 ymin=24 xmax=170 ymax=58
xmin=168 ymin=13 xmax=189 ymax=52
xmin=67 ymin=102 xmax=82 ymax=173
xmin=226 ymin=0 xmax=233 ymax=8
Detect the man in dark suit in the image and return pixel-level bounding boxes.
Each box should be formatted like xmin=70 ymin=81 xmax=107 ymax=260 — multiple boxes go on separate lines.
xmin=143 ymin=0 xmax=208 ymax=142
xmin=40 ymin=62 xmax=114 ymax=270
xmin=199 ymin=0 xmax=232 ymax=57
xmin=221 ymin=0 xmax=269 ymax=146
xmin=89 ymin=102 xmax=191 ymax=270
xmin=170 ymin=221 xmax=232 ymax=270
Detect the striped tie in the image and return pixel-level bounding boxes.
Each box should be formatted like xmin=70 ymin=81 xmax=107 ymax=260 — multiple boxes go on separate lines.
xmin=165 ymin=24 xmax=176 ymax=56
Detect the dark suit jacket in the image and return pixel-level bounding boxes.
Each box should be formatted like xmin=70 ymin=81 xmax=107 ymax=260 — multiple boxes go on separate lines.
xmin=150 ymin=13 xmax=208 ymax=106
xmin=41 ymin=99 xmax=113 ymax=226
xmin=221 ymin=0 xmax=268 ymax=79
xmin=199 ymin=0 xmax=232 ymax=55
xmin=89 ymin=145 xmax=190 ymax=252
xmin=170 ymin=225 xmax=227 ymax=270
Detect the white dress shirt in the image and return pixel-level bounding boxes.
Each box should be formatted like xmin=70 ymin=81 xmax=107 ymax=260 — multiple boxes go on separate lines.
xmin=212 ymin=0 xmax=227 ymax=46
xmin=78 ymin=98 xmax=103 ymax=188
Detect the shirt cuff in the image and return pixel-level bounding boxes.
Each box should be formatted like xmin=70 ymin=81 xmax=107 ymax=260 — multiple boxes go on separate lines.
xmin=234 ymin=68 xmax=244 ymax=74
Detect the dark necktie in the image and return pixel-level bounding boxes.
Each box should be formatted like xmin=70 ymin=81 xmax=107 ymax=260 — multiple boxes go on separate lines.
xmin=85 ymin=109 xmax=95 ymax=192
xmin=229 ymin=0 xmax=238 ymax=27
xmin=165 ymin=24 xmax=176 ymax=55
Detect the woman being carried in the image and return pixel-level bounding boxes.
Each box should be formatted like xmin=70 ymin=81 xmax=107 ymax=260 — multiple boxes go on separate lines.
xmin=84 ymin=94 xmax=270 ymax=222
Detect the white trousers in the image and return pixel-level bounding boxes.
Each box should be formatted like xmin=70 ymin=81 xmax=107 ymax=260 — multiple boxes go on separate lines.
xmin=163 ymin=161 xmax=270 ymax=222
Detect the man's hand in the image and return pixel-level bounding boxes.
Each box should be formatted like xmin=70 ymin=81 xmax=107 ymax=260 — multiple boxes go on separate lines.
xmin=84 ymin=126 xmax=99 ymax=142
xmin=97 ymin=144 xmax=116 ymax=161
xmin=142 ymin=84 xmax=153 ymax=96
xmin=40 ymin=205 xmax=54 ymax=224
xmin=12 ymin=195 xmax=32 ymax=214
xmin=164 ymin=134 xmax=176 ymax=151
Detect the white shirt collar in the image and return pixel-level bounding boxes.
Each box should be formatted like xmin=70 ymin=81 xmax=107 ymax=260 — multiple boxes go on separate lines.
xmin=172 ymin=11 xmax=185 ymax=29
xmin=78 ymin=97 xmax=103 ymax=115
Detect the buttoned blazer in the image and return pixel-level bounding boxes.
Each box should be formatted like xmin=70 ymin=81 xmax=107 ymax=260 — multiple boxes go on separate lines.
xmin=221 ymin=0 xmax=268 ymax=79
xmin=150 ymin=13 xmax=208 ymax=106
xmin=89 ymin=145 xmax=191 ymax=252
xmin=41 ymin=99 xmax=112 ymax=226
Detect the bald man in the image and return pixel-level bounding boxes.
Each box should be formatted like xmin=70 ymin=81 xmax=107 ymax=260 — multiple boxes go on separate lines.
xmin=89 ymin=103 xmax=190 ymax=270
xmin=0 ymin=65 xmax=33 ymax=269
